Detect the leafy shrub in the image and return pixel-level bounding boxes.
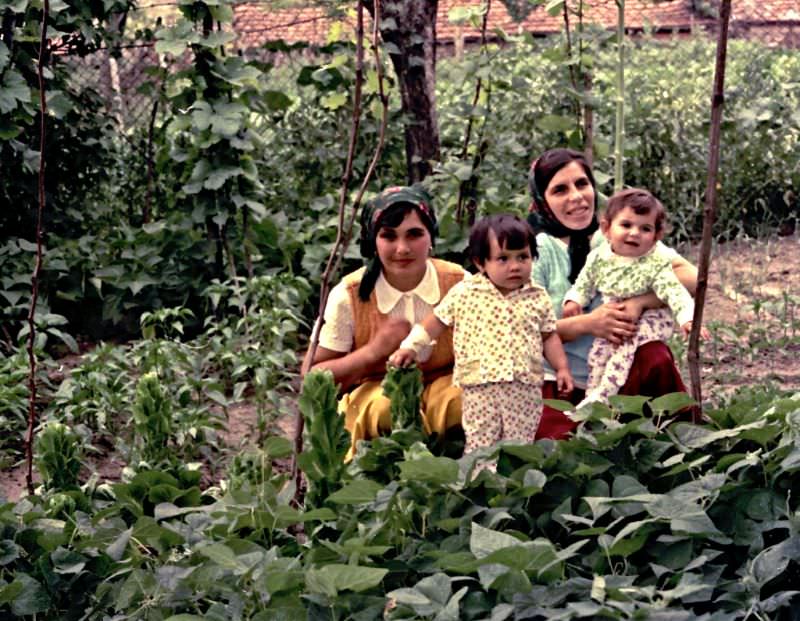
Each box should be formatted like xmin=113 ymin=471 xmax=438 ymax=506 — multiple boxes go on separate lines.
xmin=0 ymin=347 xmax=31 ymax=467
xmin=49 ymin=343 xmax=131 ymax=434
xmin=435 ymin=35 xmax=800 ymax=245
xmin=131 ymin=371 xmax=174 ymax=467
xmin=35 ymin=421 xmax=82 ymax=492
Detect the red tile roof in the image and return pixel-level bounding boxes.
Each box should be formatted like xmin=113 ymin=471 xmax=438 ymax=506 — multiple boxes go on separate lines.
xmin=232 ymin=1 xmax=800 ymax=50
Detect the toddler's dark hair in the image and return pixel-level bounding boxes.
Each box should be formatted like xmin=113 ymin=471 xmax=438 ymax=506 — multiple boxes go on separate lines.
xmin=603 ymin=188 xmax=667 ymax=233
xmin=468 ymin=214 xmax=538 ymax=266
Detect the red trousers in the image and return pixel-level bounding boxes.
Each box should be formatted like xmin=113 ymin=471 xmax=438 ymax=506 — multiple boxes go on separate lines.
xmin=536 ymin=341 xmax=688 ymax=440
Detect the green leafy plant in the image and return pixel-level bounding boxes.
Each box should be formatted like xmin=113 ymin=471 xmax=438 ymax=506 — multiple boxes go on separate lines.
xmin=0 ymin=347 xmax=30 ymax=466
xmin=382 ymin=364 xmax=425 ymax=432
xmin=35 ymin=421 xmax=82 ymax=492
xmin=49 ymin=343 xmax=131 ymax=434
xmin=297 ymin=369 xmax=349 ymax=510
xmin=131 ymin=371 xmax=174 ymax=467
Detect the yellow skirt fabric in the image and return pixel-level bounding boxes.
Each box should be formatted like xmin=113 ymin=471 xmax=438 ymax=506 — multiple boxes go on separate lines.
xmin=339 ymin=374 xmax=462 ymax=461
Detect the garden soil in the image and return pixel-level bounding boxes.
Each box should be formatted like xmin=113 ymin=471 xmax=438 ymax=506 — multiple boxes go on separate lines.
xmin=2 ymin=234 xmax=799 ymax=502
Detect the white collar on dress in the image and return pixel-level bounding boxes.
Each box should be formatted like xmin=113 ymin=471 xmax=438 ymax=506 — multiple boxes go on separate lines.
xmin=375 ymin=259 xmax=441 ymax=313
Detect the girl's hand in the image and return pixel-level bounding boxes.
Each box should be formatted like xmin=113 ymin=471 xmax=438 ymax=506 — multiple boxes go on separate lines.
xmin=562 ymin=301 xmax=582 ymax=318
xmin=588 ymin=302 xmax=638 ymax=345
xmin=555 ymin=368 xmax=574 ymax=396
xmin=681 ymin=321 xmax=710 ymax=340
xmin=389 ymin=348 xmax=416 ymax=368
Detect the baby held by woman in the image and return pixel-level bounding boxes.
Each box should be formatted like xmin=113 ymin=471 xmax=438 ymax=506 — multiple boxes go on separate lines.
xmin=562 ymin=188 xmax=709 ymax=410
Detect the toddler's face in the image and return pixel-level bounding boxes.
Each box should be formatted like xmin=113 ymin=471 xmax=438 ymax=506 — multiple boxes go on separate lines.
xmin=479 ymin=231 xmax=533 ymax=295
xmin=602 ymin=206 xmax=661 ymax=258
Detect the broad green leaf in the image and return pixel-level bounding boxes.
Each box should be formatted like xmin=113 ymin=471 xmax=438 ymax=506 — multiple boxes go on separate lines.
xmin=669 ymin=420 xmax=765 ymax=450
xmin=211 ymin=102 xmax=245 ymax=136
xmin=327 ymin=479 xmax=382 ymax=505
xmin=47 ymin=327 xmax=78 ymax=353
xmin=0 ymin=69 xmax=29 ymax=113
xmin=387 ymin=586 xmax=435 ymax=607
xmin=106 ymin=527 xmax=132 ymax=561
xmin=10 ymin=574 xmax=51 ymax=616
xmin=0 ymin=540 xmax=20 ymax=565
xmin=51 ymin=547 xmax=86 ymax=574
xmin=607 ymin=523 xmax=655 ymax=556
xmin=470 ymin=522 xmax=523 ymax=559
xmin=0 ymin=42 xmax=10 ymax=71
xmin=263 ymin=436 xmax=292 ymax=458
xmin=305 ymin=564 xmax=387 ymax=596
xmin=608 ymin=394 xmax=649 ymax=414
xmin=155 ymin=38 xmax=188 ymax=56
xmin=453 ymin=164 xmax=474 ymax=181
xmin=0 ymin=579 xmax=22 ymax=604
xmin=46 ymin=90 xmax=72 ymax=119
xmin=321 ymin=92 xmax=347 ymax=110
xmin=204 ymin=166 xmax=243 ymax=190
xmin=398 ymin=456 xmax=459 ymax=485
xmin=0 ymin=0 xmax=28 ymax=14
xmin=649 ymin=392 xmax=696 ymax=414
xmin=190 ymin=102 xmax=213 ymax=131
xmin=0 ymin=117 xmax=21 ymax=139
xmin=198 ymin=543 xmax=249 ymax=573
xmin=264 ymin=90 xmax=292 ymax=110
xmin=518 ymin=468 xmax=547 ymax=497
xmin=199 ymin=30 xmax=235 ymax=48
xmin=670 ymin=512 xmax=723 ymax=537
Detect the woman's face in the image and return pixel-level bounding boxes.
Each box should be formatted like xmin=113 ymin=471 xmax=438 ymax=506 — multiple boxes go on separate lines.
xmin=543 ymin=161 xmax=596 ymax=232
xmin=375 ymin=209 xmax=431 ymax=291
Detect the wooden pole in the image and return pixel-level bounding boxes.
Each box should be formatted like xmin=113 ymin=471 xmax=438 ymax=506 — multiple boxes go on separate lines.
xmin=25 ymin=0 xmax=50 ymax=495
xmin=613 ymin=0 xmax=625 ymax=192
xmin=688 ymin=0 xmax=733 ymax=408
xmin=291 ymin=0 xmax=390 ymax=487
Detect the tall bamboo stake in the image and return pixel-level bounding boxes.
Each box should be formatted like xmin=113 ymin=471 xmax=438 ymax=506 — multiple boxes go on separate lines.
xmin=688 ymin=0 xmax=732 ymax=407
xmin=25 ymin=0 xmax=50 ymax=495
xmin=613 ymin=0 xmax=625 ymax=192
xmin=292 ymin=0 xmax=390 ymax=486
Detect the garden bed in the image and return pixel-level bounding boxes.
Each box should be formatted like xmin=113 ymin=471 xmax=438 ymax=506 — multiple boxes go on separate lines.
xmin=2 ymin=234 xmax=798 ymax=503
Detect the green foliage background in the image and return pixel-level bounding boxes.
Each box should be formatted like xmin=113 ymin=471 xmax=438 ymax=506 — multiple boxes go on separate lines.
xmin=0 ymin=1 xmax=799 ymax=617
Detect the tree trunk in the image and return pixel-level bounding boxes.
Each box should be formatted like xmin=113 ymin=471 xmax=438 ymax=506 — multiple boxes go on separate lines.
xmin=364 ymin=0 xmax=440 ymax=183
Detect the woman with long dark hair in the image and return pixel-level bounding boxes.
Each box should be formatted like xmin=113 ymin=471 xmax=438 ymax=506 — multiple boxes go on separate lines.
xmin=307 ymin=185 xmax=464 ymax=459
xmin=527 ymin=148 xmax=698 ymax=438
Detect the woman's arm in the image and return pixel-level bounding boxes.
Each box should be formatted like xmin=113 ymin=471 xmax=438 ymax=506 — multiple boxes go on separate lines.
xmin=304 ymin=317 xmax=411 ymax=392
xmin=671 ymin=255 xmax=698 ymax=296
xmin=556 ymin=303 xmax=638 ymax=346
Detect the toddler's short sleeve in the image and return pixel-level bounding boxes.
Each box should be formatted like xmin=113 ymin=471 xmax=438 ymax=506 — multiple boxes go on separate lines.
xmin=540 ymin=292 xmax=557 ymax=334
xmin=433 ymin=280 xmax=466 ymax=327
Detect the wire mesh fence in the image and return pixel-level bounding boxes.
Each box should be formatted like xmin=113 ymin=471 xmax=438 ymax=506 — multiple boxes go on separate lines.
xmin=52 ymin=1 xmax=800 ymax=136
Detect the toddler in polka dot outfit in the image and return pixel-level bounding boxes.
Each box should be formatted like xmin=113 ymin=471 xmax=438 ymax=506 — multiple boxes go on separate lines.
xmin=390 ymin=214 xmax=573 ymax=460
xmin=562 ymin=188 xmax=709 ymax=410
